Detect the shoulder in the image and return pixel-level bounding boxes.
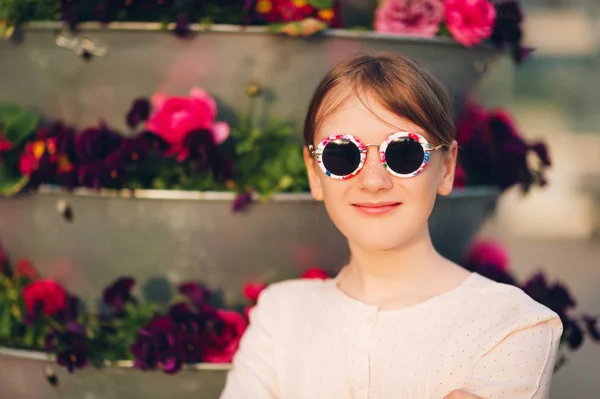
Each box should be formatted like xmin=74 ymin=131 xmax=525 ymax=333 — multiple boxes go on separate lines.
xmin=257 ymin=278 xmax=333 ymax=310
xmin=465 ymin=273 xmax=563 ymax=335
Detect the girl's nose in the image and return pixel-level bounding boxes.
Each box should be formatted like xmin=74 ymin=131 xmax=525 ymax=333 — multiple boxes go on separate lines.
xmin=357 ymin=146 xmax=393 ymax=193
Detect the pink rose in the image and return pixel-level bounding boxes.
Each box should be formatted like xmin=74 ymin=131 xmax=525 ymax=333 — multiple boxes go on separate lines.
xmin=146 ymin=88 xmax=229 ymax=160
xmin=375 ymin=0 xmax=445 ymax=37
xmin=466 ymin=240 xmax=509 ymax=272
xmin=444 ymin=0 xmax=496 ymax=47
xmin=203 ymin=309 xmax=248 ymax=363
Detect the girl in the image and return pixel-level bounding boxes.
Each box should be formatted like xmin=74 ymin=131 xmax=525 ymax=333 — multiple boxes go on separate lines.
xmin=220 ymin=54 xmax=562 ymax=399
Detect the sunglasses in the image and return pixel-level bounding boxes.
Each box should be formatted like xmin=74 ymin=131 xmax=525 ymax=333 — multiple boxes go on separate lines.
xmin=308 ymin=132 xmax=448 ymax=180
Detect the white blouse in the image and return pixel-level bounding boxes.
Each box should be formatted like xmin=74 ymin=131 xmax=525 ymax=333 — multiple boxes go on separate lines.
xmin=220 ymin=272 xmax=562 ymax=399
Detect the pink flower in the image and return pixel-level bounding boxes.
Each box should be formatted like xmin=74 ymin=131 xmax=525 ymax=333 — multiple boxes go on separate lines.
xmin=15 ymin=258 xmax=38 ymax=281
xmin=466 ymin=240 xmax=509 ymax=272
xmin=301 ymin=267 xmax=330 ymax=280
xmin=242 ymin=281 xmax=267 ymax=303
xmin=444 ymin=0 xmax=496 ymax=47
xmin=204 ymin=309 xmax=248 ymax=363
xmin=146 ymin=88 xmax=229 ymax=160
xmin=375 ymin=0 xmax=445 ymax=37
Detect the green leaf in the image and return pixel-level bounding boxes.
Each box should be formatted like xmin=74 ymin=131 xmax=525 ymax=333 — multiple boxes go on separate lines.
xmin=0 ymin=103 xmax=39 ymax=147
xmin=0 ymin=305 xmax=11 ymax=339
xmin=0 ymin=163 xmax=29 ymax=197
xmin=307 ymin=0 xmax=334 ymax=9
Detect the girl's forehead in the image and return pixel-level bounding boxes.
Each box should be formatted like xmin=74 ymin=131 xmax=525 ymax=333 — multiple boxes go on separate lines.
xmin=315 ymin=95 xmax=433 ymax=144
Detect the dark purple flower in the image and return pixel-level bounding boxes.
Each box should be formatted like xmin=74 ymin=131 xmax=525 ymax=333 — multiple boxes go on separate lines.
xmin=182 ymin=129 xmax=234 ymax=181
xmin=565 ymin=319 xmax=584 ymax=350
xmin=56 ymin=295 xmax=80 ymax=323
xmin=75 ymin=123 xmax=123 ymax=162
xmin=117 ymin=136 xmax=150 ymax=164
xmin=177 ymin=282 xmax=213 ymax=314
xmin=76 ymin=151 xmax=126 ymax=189
xmin=174 ymin=15 xmax=191 ymax=38
xmin=491 ymin=1 xmax=523 ymax=47
xmin=131 ymin=315 xmax=182 ymax=374
xmin=547 ymin=282 xmax=577 ymax=315
xmin=138 ymin=130 xmax=172 ymax=155
xmin=182 ymin=129 xmax=217 ymax=165
xmin=523 ymin=273 xmax=576 ymax=320
xmin=0 ymin=244 xmax=9 ymax=276
xmin=126 ymin=98 xmax=151 ymax=129
xmin=532 ymin=142 xmax=551 ymax=166
xmin=168 ymin=303 xmax=205 ymax=363
xmin=51 ymin=322 xmax=89 ymax=373
xmin=583 ymin=316 xmax=600 ymax=342
xmin=491 ymin=1 xmax=528 ymax=64
xmin=102 ymin=277 xmax=135 ymax=313
xmin=232 ymin=191 xmax=254 ymax=212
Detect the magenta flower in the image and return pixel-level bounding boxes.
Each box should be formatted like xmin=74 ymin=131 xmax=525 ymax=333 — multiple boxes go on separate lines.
xmin=465 ymin=240 xmax=509 ymax=272
xmin=146 ymin=88 xmax=229 ymax=161
xmin=444 ymin=0 xmax=496 ymax=47
xmin=375 ymin=0 xmax=444 ymax=37
xmin=102 ymin=276 xmax=136 ymax=314
xmin=203 ymin=309 xmax=248 ymax=363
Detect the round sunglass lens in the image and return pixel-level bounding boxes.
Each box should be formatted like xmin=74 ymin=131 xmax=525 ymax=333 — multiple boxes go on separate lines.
xmin=385 ymin=137 xmax=424 ymax=175
xmin=322 ymin=138 xmax=361 ymax=176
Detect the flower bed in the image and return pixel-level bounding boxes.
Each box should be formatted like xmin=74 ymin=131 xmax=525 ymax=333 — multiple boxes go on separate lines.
xmin=1 ymin=1 xmax=527 ymax=62
xmin=1 ymin=241 xmax=597 ymax=375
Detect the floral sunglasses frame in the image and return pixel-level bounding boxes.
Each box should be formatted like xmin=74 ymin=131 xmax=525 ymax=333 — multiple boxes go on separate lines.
xmin=308 ymin=132 xmax=448 ymax=180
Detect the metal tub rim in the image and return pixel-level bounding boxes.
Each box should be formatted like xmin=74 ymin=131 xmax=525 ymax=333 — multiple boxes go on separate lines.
xmin=19 ymin=21 xmax=499 ymax=51
xmin=0 ymin=346 xmax=232 ymax=371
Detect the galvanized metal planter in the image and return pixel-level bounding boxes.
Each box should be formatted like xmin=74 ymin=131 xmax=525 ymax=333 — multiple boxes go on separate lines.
xmin=0 ymin=347 xmax=229 ymax=399
xmin=0 ymin=186 xmax=499 ymax=308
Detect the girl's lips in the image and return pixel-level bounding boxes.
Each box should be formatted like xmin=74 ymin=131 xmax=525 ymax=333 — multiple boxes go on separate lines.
xmin=351 ymin=202 xmax=402 ymax=216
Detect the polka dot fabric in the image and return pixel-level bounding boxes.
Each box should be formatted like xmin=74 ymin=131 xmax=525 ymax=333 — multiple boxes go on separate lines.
xmin=220 ymin=273 xmax=562 ymax=399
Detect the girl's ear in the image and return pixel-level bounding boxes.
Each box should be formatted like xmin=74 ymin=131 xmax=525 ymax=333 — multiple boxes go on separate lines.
xmin=303 ymin=147 xmax=324 ymax=201
xmin=437 ymin=140 xmax=458 ymax=196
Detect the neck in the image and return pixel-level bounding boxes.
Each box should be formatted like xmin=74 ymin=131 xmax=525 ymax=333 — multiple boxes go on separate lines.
xmin=341 ymin=225 xmax=450 ymax=301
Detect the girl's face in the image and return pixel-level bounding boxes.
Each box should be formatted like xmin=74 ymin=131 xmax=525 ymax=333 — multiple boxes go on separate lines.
xmin=304 ymin=93 xmax=458 ymax=252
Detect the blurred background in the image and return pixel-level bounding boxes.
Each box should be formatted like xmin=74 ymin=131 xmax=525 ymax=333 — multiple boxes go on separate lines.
xmin=476 ymin=0 xmax=600 ymax=396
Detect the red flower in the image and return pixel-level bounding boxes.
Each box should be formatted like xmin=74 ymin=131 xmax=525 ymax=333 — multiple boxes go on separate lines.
xmin=204 ymin=309 xmax=248 ymax=363
xmin=22 ymin=279 xmax=67 ymax=317
xmin=455 ymin=101 xmax=488 ymax=145
xmin=0 ymin=128 xmax=12 ymax=151
xmin=444 ymin=0 xmax=496 ymax=47
xmin=242 ymin=281 xmax=267 ymax=302
xmin=301 ymin=267 xmax=330 ymax=279
xmin=15 ymin=258 xmax=37 ymax=280
xmin=466 ymin=240 xmax=509 ymax=272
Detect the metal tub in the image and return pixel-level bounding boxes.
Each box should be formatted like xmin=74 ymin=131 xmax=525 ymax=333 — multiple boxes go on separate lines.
xmin=0 ymin=186 xmax=499 ymax=307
